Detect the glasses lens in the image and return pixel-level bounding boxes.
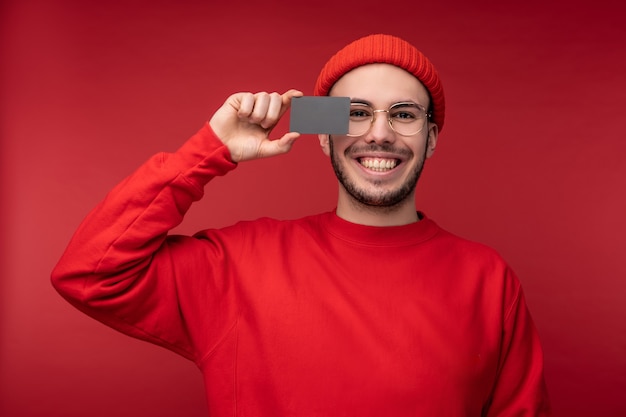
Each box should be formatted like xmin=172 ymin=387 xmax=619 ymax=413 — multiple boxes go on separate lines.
xmin=348 ymin=104 xmax=373 ymax=136
xmin=347 ymin=102 xmax=428 ymax=137
xmin=389 ymin=103 xmax=427 ymax=136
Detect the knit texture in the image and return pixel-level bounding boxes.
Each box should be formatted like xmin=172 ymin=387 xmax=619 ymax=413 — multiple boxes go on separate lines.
xmin=314 ymin=34 xmax=445 ymax=131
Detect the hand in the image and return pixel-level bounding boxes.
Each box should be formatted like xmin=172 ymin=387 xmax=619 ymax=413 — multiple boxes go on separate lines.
xmin=209 ymin=89 xmax=303 ymax=162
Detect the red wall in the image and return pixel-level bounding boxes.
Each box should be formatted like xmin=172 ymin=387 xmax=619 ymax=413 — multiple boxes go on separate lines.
xmin=2 ymin=1 xmax=625 ymax=416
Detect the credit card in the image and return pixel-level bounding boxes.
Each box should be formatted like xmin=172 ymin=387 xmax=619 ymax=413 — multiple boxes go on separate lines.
xmin=289 ymin=96 xmax=350 ymax=134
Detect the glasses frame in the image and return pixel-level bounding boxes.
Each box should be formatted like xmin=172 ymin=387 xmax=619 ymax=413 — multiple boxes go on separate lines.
xmin=346 ymin=101 xmax=432 ymax=137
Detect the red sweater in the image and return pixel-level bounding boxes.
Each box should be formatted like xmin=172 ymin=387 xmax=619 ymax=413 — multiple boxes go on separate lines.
xmin=51 ymin=123 xmax=550 ymax=416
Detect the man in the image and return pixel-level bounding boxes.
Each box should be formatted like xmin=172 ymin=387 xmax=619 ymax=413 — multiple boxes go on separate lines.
xmin=52 ymin=34 xmax=550 ymax=416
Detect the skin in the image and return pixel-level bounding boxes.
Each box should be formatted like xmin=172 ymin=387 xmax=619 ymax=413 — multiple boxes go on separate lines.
xmin=319 ymin=64 xmax=439 ymax=226
xmin=209 ymin=89 xmax=303 ymax=162
xmin=208 ymin=63 xmax=438 ymax=227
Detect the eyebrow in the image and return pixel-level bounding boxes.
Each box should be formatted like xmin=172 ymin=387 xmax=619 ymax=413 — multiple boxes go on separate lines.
xmin=349 ymin=98 xmax=424 ymax=107
xmin=350 ymin=98 xmax=373 ymax=106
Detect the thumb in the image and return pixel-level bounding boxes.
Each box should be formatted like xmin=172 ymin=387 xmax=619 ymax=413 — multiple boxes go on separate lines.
xmin=261 ymin=131 xmax=301 ymax=158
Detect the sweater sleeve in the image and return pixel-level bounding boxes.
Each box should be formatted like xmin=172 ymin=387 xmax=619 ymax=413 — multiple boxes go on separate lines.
xmin=485 ymin=271 xmax=552 ymax=416
xmin=51 ymin=123 xmax=238 ymax=361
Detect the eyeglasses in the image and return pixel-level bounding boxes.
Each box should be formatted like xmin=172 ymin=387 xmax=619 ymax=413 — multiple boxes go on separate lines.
xmin=347 ymin=101 xmax=431 ymax=137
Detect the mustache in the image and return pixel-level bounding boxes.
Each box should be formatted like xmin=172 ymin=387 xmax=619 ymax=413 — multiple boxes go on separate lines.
xmin=346 ymin=143 xmax=412 ymax=156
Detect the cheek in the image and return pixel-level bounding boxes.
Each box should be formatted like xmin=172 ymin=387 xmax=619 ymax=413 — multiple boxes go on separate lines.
xmin=327 ymin=136 xmax=364 ymax=160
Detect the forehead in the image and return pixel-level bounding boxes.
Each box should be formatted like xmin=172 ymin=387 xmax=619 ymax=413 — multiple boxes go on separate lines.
xmin=328 ymin=63 xmax=430 ymax=106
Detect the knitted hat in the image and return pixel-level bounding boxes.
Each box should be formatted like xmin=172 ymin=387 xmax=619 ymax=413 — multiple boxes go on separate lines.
xmin=314 ymin=34 xmax=445 ymax=131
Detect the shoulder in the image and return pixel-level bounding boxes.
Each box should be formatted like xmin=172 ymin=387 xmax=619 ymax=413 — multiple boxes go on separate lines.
xmin=439 ymin=227 xmax=504 ymax=262
xmin=191 ymin=212 xmax=329 ymax=242
xmin=426 ymin=219 xmax=520 ymax=284
xmin=426 ymin=218 xmax=505 ymax=262
xmin=231 ymin=212 xmax=327 ymax=232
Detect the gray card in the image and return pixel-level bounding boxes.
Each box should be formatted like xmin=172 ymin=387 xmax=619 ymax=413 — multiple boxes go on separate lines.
xmin=289 ymin=96 xmax=350 ymax=134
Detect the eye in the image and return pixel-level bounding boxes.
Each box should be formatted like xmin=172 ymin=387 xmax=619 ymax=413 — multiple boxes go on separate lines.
xmin=349 ymin=105 xmax=372 ymax=120
xmin=390 ymin=104 xmax=423 ymax=122
xmin=392 ymin=110 xmax=416 ymax=120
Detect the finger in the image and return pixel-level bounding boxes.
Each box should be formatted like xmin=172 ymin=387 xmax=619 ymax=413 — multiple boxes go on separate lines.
xmin=236 ymin=92 xmax=255 ymax=118
xmin=273 ymin=89 xmax=304 ymax=125
xmin=249 ymin=92 xmax=271 ymax=124
xmin=280 ymin=89 xmax=304 ymax=116
xmin=261 ymin=90 xmax=304 ymax=129
xmin=277 ymin=131 xmax=301 ymax=146
xmin=284 ymin=89 xmax=304 ymax=101
xmin=259 ymin=92 xmax=284 ymax=129
xmin=266 ymin=132 xmax=301 ymax=156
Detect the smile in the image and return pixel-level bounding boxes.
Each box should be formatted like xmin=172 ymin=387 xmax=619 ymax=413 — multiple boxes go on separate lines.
xmin=358 ymin=157 xmax=398 ymax=172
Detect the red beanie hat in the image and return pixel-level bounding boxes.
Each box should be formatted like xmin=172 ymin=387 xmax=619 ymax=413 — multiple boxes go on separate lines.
xmin=314 ymin=34 xmax=445 ymax=131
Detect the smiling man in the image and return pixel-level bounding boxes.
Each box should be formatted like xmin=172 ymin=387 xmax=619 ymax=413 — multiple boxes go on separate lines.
xmin=52 ymin=34 xmax=550 ymax=416
xmin=321 ymin=63 xmax=437 ymax=225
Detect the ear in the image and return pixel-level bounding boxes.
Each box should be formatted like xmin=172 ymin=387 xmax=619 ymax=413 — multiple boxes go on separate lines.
xmin=425 ymin=123 xmax=439 ymax=158
xmin=318 ymin=134 xmax=331 ymax=157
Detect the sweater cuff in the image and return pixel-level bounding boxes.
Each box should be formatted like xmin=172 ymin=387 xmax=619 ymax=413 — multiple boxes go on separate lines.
xmin=168 ymin=122 xmax=238 ymax=184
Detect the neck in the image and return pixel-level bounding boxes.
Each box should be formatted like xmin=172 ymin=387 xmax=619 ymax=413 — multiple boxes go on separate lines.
xmin=335 ymin=190 xmax=420 ymax=227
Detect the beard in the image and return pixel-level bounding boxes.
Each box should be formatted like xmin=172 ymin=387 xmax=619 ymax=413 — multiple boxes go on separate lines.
xmin=328 ymin=138 xmax=427 ymax=208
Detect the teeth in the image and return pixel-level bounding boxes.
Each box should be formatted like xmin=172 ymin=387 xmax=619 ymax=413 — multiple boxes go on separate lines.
xmin=360 ymin=158 xmax=398 ymax=171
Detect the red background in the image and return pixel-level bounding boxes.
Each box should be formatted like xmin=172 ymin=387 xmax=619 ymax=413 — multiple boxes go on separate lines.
xmin=2 ymin=1 xmax=625 ymax=416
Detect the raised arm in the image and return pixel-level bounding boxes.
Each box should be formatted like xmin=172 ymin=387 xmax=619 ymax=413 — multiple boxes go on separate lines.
xmin=51 ymin=90 xmax=302 ymax=360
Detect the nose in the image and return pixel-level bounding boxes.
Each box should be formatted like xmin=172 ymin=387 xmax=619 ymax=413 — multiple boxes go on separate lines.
xmin=365 ymin=110 xmax=395 ymax=144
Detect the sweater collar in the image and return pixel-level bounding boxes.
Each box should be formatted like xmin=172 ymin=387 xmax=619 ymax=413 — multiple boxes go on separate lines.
xmin=319 ymin=210 xmax=440 ymax=247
